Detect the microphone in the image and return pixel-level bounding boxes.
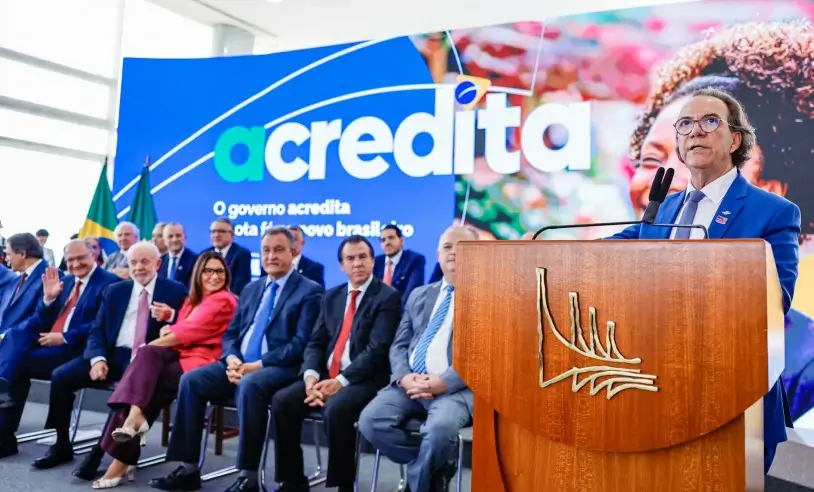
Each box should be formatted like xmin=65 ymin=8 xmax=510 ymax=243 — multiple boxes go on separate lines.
xmin=531 ymin=166 xmax=709 ymax=239
xmin=641 ymin=168 xmax=674 ymax=224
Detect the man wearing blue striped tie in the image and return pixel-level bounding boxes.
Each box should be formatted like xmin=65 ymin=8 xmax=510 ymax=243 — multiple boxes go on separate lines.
xmin=359 ymin=225 xmax=478 ymax=492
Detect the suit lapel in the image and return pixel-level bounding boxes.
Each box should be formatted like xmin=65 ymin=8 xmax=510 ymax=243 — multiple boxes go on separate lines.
xmin=419 ymin=283 xmax=442 ymax=335
xmin=707 ymin=173 xmax=748 ymax=239
xmin=61 ymin=277 xmax=77 ymax=311
xmin=225 ymin=246 xmax=237 ymax=267
xmin=9 ymin=261 xmax=44 ymax=307
xmin=112 ymin=281 xmax=134 ymax=330
xmin=351 ymin=279 xmax=378 ymax=337
xmin=328 ymin=285 xmax=349 ymax=349
xmin=267 ymin=273 xmax=299 ymax=327
xmin=647 ymin=193 xmax=684 ymax=239
xmin=240 ymin=282 xmax=265 ymax=338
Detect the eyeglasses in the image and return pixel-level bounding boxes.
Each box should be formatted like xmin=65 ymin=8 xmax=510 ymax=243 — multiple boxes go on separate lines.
xmin=202 ymin=268 xmax=227 ymax=277
xmin=673 ymin=114 xmax=732 ymax=135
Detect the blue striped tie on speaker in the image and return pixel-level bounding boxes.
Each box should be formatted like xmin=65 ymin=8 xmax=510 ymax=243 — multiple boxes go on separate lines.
xmin=411 ymin=285 xmax=454 ymax=374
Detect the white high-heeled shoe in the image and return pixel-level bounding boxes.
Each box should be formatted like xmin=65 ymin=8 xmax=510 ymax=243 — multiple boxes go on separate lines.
xmin=111 ymin=421 xmax=149 ymax=446
xmin=91 ymin=466 xmax=135 ymax=489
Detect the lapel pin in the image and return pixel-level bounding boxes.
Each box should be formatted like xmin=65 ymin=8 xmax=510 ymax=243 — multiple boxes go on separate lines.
xmin=721 ymin=210 xmax=731 ymax=215
xmin=715 ymin=215 xmax=728 ymax=225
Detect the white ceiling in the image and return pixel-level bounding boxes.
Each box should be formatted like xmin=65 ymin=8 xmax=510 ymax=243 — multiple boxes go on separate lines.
xmin=150 ymin=0 xmax=698 ymax=53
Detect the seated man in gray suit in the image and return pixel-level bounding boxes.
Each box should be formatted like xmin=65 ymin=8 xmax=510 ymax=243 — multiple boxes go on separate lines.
xmin=359 ymin=225 xmax=477 ymax=492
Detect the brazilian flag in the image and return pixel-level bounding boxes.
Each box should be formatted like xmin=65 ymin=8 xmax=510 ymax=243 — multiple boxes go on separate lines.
xmin=79 ymin=160 xmax=119 ymax=254
xmin=127 ymin=161 xmax=158 ymax=240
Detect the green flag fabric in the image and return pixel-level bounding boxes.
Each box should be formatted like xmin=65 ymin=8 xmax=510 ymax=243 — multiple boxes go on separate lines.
xmin=127 ymin=165 xmax=158 ymax=239
xmin=79 ymin=161 xmax=119 ymax=254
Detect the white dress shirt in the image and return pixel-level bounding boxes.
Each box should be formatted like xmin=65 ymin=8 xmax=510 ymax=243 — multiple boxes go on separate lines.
xmin=409 ymin=280 xmax=454 ymax=376
xmin=43 ymin=264 xmax=97 ymax=332
xmin=90 ymin=275 xmax=157 ymax=367
xmin=239 ymin=268 xmax=293 ymax=358
xmin=167 ymin=248 xmax=185 ymax=275
xmin=292 ymin=254 xmax=302 ymax=270
xmin=216 ymin=244 xmax=232 ymax=258
xmin=386 ymin=249 xmax=403 ymax=270
xmin=304 ymin=274 xmax=373 ymax=387
xmin=671 ymin=166 xmax=737 ymax=240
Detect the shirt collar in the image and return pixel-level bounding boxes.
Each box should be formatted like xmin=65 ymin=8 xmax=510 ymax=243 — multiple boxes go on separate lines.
xmin=23 ymin=259 xmax=43 ymax=277
xmin=267 ymin=266 xmax=294 ymax=291
xmin=135 ymin=274 xmax=158 ymax=297
xmin=78 ymin=264 xmax=97 ymax=284
xmin=686 ymin=166 xmax=737 ymax=205
xmin=217 ymin=244 xmax=231 ymax=256
xmin=293 ymin=254 xmax=302 ymax=268
xmin=439 ymin=278 xmax=452 ymax=292
xmin=348 ymin=274 xmax=374 ymax=295
xmin=170 ymin=248 xmax=184 ymax=259
xmin=387 ymin=249 xmax=403 ymax=264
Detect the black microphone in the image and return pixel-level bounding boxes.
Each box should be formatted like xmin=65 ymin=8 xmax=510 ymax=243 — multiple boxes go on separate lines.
xmin=531 ymin=166 xmax=709 ymax=239
xmin=641 ymin=168 xmax=674 ymax=224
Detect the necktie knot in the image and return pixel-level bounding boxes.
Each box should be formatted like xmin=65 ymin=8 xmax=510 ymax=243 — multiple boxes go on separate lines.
xmin=446 ymin=285 xmax=455 ymax=293
xmin=687 ymin=190 xmax=706 ymax=203
xmin=350 ymin=289 xmax=361 ymax=301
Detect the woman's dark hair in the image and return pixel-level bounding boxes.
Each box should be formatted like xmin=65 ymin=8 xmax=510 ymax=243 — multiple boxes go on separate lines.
xmin=632 ymin=21 xmax=814 ymax=233
xmin=188 ymin=251 xmax=231 ymax=306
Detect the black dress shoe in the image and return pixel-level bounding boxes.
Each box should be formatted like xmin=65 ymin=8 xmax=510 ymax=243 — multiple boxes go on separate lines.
xmin=224 ymin=476 xmax=266 ymax=492
xmin=429 ymin=463 xmax=457 ymax=492
xmin=72 ymin=446 xmax=104 ymax=480
xmin=31 ymin=444 xmax=73 ymax=469
xmin=0 ymin=379 xmax=13 ymax=409
xmin=148 ymin=465 xmax=202 ymax=491
xmin=272 ymin=482 xmax=308 ymax=492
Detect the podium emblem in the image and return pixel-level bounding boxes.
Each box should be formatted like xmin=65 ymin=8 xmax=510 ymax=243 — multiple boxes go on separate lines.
xmin=535 ymin=268 xmax=658 ymax=400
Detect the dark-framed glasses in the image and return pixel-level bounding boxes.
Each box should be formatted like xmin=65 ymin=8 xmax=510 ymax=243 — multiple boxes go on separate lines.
xmin=673 ymin=114 xmax=730 ymax=135
xmin=202 ymin=268 xmax=227 ymax=277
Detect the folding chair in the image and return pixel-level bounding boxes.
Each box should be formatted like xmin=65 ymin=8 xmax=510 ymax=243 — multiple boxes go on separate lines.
xmin=369 ymin=419 xmax=470 ymax=492
xmin=258 ymin=408 xmax=362 ymax=490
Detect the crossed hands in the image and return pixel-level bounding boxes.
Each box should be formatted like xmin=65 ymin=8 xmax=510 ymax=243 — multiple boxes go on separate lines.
xmin=225 ymin=355 xmax=261 ymax=385
xmin=400 ymin=373 xmax=448 ymax=400
xmin=304 ymin=376 xmax=343 ymax=407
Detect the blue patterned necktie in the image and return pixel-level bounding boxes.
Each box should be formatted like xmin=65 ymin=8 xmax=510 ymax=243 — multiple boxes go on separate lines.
xmin=169 ymin=256 xmax=178 ymax=280
xmin=244 ymin=281 xmax=279 ymax=362
xmin=412 ymin=285 xmax=454 ymax=374
xmin=674 ymin=190 xmax=706 ymax=239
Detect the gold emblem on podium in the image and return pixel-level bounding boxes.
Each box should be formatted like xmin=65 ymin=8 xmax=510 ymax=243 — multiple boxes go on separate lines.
xmin=536 ymin=268 xmax=658 ymax=400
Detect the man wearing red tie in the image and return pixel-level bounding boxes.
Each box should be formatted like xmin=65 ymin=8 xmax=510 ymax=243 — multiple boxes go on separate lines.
xmin=271 ymin=235 xmax=401 ymax=492
xmin=29 ymin=241 xmax=186 ymax=471
xmin=0 ymin=239 xmax=119 ymax=458
xmin=374 ymin=224 xmax=426 ymax=309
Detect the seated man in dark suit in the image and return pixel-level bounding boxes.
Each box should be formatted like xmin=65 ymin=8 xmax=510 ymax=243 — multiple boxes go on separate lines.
xmin=31 ymin=241 xmax=187 ymax=471
xmin=374 ymin=224 xmax=425 ymax=307
xmin=0 ymin=233 xmax=48 ymax=348
xmin=359 ymin=225 xmax=477 ymax=492
xmin=0 ymin=239 xmax=120 ymax=457
xmin=288 ymin=226 xmax=325 ymax=288
xmin=205 ymin=218 xmax=252 ymax=295
xmin=149 ymin=226 xmax=322 ymax=492
xmin=157 ymin=222 xmax=198 ymax=288
xmin=271 ymin=235 xmax=401 ymax=492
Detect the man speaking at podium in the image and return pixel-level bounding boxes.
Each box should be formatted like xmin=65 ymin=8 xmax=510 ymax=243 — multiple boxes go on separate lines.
xmin=610 ymin=88 xmax=800 ymax=473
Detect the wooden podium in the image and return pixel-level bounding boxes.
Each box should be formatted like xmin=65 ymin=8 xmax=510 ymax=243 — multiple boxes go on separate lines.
xmin=453 ymin=239 xmax=785 ymax=492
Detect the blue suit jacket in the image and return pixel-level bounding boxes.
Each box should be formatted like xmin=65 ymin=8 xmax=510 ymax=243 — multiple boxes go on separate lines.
xmin=204 ymin=243 xmax=252 ymax=296
xmin=374 ymin=249 xmax=426 ymax=308
xmin=0 ymin=260 xmax=49 ymax=336
xmin=221 ymin=270 xmax=322 ymax=368
xmin=610 ymin=171 xmax=801 ymax=453
xmin=83 ymin=276 xmax=188 ymax=361
xmin=158 ymin=248 xmax=199 ymax=288
xmin=297 ymin=255 xmax=325 ymax=289
xmin=35 ymin=267 xmax=121 ymax=347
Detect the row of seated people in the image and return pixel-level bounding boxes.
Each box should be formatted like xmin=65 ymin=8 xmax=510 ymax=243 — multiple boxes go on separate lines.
xmin=0 ymin=224 xmax=476 ymax=492
xmin=98 ymin=218 xmax=431 ymax=309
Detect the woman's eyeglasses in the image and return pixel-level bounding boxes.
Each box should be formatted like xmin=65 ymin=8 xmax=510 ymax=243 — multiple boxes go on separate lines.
xmin=202 ymin=268 xmax=227 ymax=277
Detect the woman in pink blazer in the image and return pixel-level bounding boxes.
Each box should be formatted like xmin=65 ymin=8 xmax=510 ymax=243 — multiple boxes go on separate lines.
xmin=92 ymin=251 xmax=237 ymax=489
